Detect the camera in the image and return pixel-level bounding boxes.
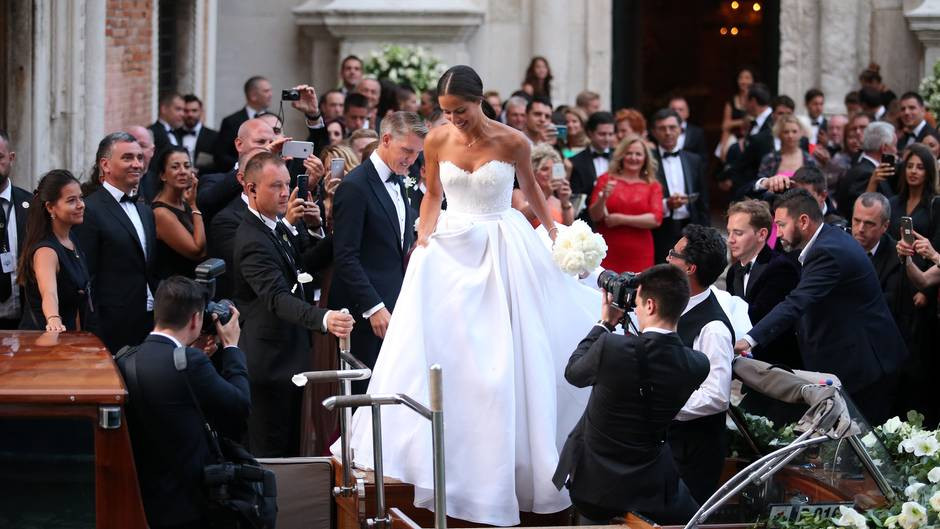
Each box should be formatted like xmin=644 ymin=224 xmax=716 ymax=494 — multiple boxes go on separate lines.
xmin=597 ymin=269 xmax=640 ymax=310
xmin=194 ymin=259 xmax=235 ymax=333
xmin=281 ymin=89 xmax=301 ymax=101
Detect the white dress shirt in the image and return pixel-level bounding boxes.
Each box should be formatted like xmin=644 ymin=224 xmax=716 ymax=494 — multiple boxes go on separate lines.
xmin=903 ymin=120 xmax=927 ymax=148
xmin=867 ymin=239 xmax=880 ymax=258
xmin=659 ymin=147 xmax=690 ymax=220
xmin=180 ymin=121 xmax=202 ymax=160
xmin=677 ymin=122 xmax=687 ymax=150
xmin=102 ymin=181 xmax=153 ymax=311
xmin=675 ymin=290 xmax=734 ymax=421
xmin=150 ymin=331 xmax=183 ymax=347
xmin=741 ymin=254 xmax=758 ymax=293
xmin=0 ymin=182 xmax=20 ymax=319
xmin=245 ymin=105 xmax=264 ymax=120
xmin=874 ymin=106 xmax=886 ymax=121
xmin=750 ymin=107 xmax=773 ymax=136
xmin=809 ymin=115 xmax=824 ymax=145
xmin=158 ymin=119 xmax=179 ymax=146
xmin=362 ymin=151 xmax=407 ymax=320
xmin=589 ymin=146 xmax=610 ymax=178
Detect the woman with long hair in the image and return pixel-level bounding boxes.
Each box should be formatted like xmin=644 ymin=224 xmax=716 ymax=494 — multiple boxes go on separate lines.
xmin=562 ymin=107 xmax=589 ymax=156
xmin=18 ymin=170 xmax=89 ymax=331
xmin=588 ymin=134 xmax=663 ymax=272
xmin=151 ymin=146 xmax=206 ymax=279
xmin=521 ymin=56 xmax=553 ymax=102
xmin=890 ymin=143 xmax=939 ymax=238
xmin=721 ymin=68 xmax=755 ymax=150
xmin=319 ymin=143 xmax=360 ymax=230
xmin=512 ymin=143 xmax=574 ymax=227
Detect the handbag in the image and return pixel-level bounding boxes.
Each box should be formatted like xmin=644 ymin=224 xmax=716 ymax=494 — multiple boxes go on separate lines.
xmin=118 ymin=344 xmax=278 ymax=528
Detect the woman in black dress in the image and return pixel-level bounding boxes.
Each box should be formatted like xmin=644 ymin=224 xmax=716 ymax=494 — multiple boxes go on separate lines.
xmin=151 ymin=146 xmax=206 ymax=280
xmin=17 ymin=170 xmax=89 ymax=331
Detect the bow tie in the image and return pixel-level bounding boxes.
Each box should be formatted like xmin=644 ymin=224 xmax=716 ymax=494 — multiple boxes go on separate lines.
xmin=176 ymin=128 xmax=196 ymax=136
xmin=662 ymin=150 xmax=681 ymax=158
xmin=120 ymin=193 xmax=139 ymax=204
xmin=591 ymin=150 xmax=610 ymax=159
xmin=741 ymin=262 xmax=753 ymax=275
xmin=385 ymin=173 xmax=404 ymax=185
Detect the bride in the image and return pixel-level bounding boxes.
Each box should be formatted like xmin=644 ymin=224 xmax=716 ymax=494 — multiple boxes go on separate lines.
xmin=339 ymin=65 xmax=601 ymax=526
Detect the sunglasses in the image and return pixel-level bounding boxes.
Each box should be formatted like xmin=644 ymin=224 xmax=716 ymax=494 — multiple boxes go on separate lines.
xmin=667 ymin=249 xmax=690 ymax=262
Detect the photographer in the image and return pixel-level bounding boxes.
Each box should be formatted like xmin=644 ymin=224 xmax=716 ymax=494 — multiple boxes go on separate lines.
xmin=117 ymin=276 xmax=249 ymax=529
xmin=553 ymin=264 xmax=710 ymax=525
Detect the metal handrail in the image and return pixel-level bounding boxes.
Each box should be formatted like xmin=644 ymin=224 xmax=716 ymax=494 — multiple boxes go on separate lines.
xmin=324 ymin=365 xmax=447 ymax=529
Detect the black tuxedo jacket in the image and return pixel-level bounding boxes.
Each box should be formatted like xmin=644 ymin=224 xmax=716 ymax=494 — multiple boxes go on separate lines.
xmin=233 ymin=211 xmax=331 ymax=384
xmin=208 ymin=197 xmax=248 ymax=300
xmin=214 ymin=108 xmax=250 ymax=172
xmin=148 ymin=121 xmax=178 ymax=154
xmin=117 ymin=334 xmax=250 ymax=527
xmin=554 ymin=327 xmax=709 ymax=516
xmin=682 ymin=123 xmax=709 ymax=162
xmin=329 ymin=157 xmax=415 ymax=371
xmin=197 ymin=168 xmax=241 ymax=223
xmin=727 ymin=117 xmax=774 ymax=199
xmin=190 ymin=125 xmax=219 ymax=173
xmin=651 ymin=149 xmax=708 ymax=262
xmin=837 ymin=157 xmax=894 ymax=219
xmin=569 ymin=147 xmax=605 ymax=196
xmin=898 ymin=122 xmax=939 ymax=151
xmin=748 ymin=224 xmax=907 ymax=394
xmin=726 ymin=245 xmax=801 ymax=367
xmin=75 ymin=187 xmax=157 ymax=352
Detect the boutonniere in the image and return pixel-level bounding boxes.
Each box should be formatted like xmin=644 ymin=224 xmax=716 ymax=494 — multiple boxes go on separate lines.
xmin=21 ymin=201 xmax=28 ymax=209
xmin=291 ymin=272 xmax=314 ymax=294
xmin=403 ymin=176 xmax=417 ymax=200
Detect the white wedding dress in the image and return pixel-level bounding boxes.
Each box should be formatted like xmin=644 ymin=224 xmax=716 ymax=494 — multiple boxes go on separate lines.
xmin=337 ymin=159 xmax=601 ymax=526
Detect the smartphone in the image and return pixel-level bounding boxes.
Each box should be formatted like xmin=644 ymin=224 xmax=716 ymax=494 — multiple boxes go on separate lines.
xmin=296 ymin=174 xmax=309 ymax=202
xmin=551 ymin=162 xmax=566 ymax=183
xmin=556 ymin=125 xmax=568 ymax=143
xmin=900 ymin=216 xmax=915 ymax=245
xmin=330 ymin=158 xmax=345 ymax=180
xmin=882 ymin=153 xmax=896 ymax=167
xmin=282 ymin=140 xmax=313 ymax=159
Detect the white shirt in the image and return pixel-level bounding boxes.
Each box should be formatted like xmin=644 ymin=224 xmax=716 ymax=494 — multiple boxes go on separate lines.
xmin=102 ymin=181 xmax=153 ymax=311
xmin=677 ymin=122 xmax=687 ymax=150
xmin=874 ymin=106 xmax=886 ymax=121
xmin=150 ymin=331 xmax=183 ymax=347
xmin=750 ymin=107 xmax=772 ymax=136
xmin=861 ymin=153 xmax=881 ymax=169
xmin=808 ymin=115 xmax=824 ymax=145
xmin=867 ymin=239 xmax=880 ymax=257
xmin=245 ymin=105 xmax=264 ymax=120
xmin=658 ymin=147 xmax=689 ymax=220
xmin=675 ymin=290 xmax=734 ymax=421
xmin=741 ymin=254 xmax=758 ymax=292
xmin=158 ymin=119 xmax=179 ymax=146
xmin=0 ymin=182 xmax=20 ymax=319
xmin=362 ymin=151 xmax=408 ymax=320
xmin=904 ymin=120 xmax=927 ymax=147
xmin=589 ymin=146 xmax=610 ymax=178
xmin=180 ymin=121 xmax=202 ymax=160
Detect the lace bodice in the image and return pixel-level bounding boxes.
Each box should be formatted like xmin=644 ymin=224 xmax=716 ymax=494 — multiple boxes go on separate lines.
xmin=439 ymin=160 xmax=515 ymax=215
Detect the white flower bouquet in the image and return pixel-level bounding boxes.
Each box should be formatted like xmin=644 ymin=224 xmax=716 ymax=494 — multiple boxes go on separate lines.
xmin=552 ymin=220 xmax=607 ymax=277
xmin=364 ymin=44 xmax=447 ymax=92
xmin=919 ymin=61 xmax=940 ymax=118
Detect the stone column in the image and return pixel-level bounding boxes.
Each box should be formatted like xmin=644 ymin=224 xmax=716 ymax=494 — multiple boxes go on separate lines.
xmin=530 ymin=0 xmax=569 ymax=104
xmin=819 ymin=0 xmax=867 ymax=114
xmin=907 ymin=0 xmax=940 ymax=79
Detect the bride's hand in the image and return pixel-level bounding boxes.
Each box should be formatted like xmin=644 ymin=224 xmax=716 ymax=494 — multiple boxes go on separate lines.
xmin=417 ymin=236 xmax=430 ymax=247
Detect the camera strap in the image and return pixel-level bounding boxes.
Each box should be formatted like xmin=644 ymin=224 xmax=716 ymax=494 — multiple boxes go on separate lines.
xmin=635 ymin=337 xmax=653 ymax=422
xmin=172 ymin=346 xmax=226 ymax=463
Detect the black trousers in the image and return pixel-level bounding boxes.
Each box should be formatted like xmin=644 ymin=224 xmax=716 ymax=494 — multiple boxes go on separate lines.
xmin=575 ymin=477 xmax=699 ymax=525
xmin=668 ymin=413 xmax=727 ymax=505
xmin=248 ymin=381 xmax=303 ymax=457
xmin=851 ymin=373 xmax=899 ymax=427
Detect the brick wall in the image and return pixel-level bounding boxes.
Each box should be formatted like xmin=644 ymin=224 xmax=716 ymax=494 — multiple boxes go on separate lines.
xmin=104 ymin=0 xmax=154 ymax=132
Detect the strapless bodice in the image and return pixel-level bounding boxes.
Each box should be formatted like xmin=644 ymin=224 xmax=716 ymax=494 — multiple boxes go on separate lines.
xmin=439 ymin=160 xmax=515 ymax=215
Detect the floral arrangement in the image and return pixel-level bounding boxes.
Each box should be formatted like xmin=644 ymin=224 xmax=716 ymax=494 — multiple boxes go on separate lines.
xmin=728 ymin=411 xmax=797 ymax=455
xmin=775 ymin=411 xmax=940 ymax=529
xmin=552 ymin=220 xmax=607 ymax=276
xmin=918 ymin=61 xmax=940 ymax=118
xmin=363 ymin=45 xmax=447 ymax=92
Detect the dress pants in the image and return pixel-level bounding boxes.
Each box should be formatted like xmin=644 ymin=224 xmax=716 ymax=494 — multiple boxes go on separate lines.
xmin=668 ymin=412 xmax=727 ymax=505
xmin=574 ymin=478 xmax=699 ymax=525
xmin=249 ymin=381 xmax=303 ymax=457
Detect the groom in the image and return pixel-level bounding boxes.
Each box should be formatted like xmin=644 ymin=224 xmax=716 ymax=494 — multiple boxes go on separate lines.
xmin=330 ymin=111 xmax=428 ymax=392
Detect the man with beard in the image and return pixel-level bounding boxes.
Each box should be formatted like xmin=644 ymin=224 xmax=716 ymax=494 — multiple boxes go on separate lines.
xmin=735 ymin=188 xmax=907 ymax=424
xmin=178 ymin=94 xmax=219 ymax=174
xmin=0 ymin=130 xmax=32 ymax=328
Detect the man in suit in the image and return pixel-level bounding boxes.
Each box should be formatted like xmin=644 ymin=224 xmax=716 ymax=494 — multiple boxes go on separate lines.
xmin=790 ymin=166 xmax=847 ymax=228
xmin=149 ymin=92 xmax=185 ymax=154
xmin=664 ymin=224 xmax=735 ymax=504
xmin=76 ymin=131 xmax=158 ymax=353
xmin=651 ymin=108 xmax=709 ymax=263
xmin=837 ymin=121 xmax=897 ymax=218
xmin=320 ymin=89 xmax=345 ymax=122
xmin=669 ymin=96 xmax=708 ymax=162
xmin=178 ymin=94 xmax=218 ymax=174
xmin=851 ymin=193 xmax=908 ymax=331
xmin=342 ymin=93 xmax=371 ymax=136
xmin=330 ymin=111 xmax=426 ymax=392
xmin=726 ymin=200 xmax=801 ymax=367
xmin=233 ymin=150 xmax=352 ymax=457
xmin=723 ymin=83 xmax=775 ymax=198
xmin=339 ymin=55 xmax=363 ymax=95
xmin=804 ymin=88 xmax=826 ymax=146
xmin=124 ymin=125 xmax=159 ymax=203
xmin=215 ymin=75 xmax=272 ymax=172
xmin=897 ymin=92 xmax=938 ymax=151
xmin=569 ymin=111 xmax=615 ymax=197
xmin=117 ymin=276 xmax=249 ymax=529
xmin=735 ymin=189 xmax=908 ymax=425
xmin=553 ymin=264 xmax=709 ymax=525
xmin=198 ymin=118 xmax=275 ymax=223
xmin=0 ymin=129 xmax=31 ymax=328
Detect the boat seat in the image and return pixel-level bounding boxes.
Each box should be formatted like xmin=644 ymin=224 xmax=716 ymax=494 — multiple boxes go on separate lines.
xmin=258 ymin=457 xmax=334 ymax=529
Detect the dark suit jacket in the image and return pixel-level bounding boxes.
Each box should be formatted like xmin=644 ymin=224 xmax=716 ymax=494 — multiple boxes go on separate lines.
xmin=748 ymin=224 xmax=908 ymax=393
xmin=233 ymin=211 xmax=331 ymax=384
xmin=869 ymin=233 xmax=908 ymax=332
xmin=898 ymin=122 xmax=939 ymax=151
xmin=214 ymin=108 xmax=249 ymax=172
xmin=75 ymin=187 xmax=157 ymax=352
xmin=569 ymin=147 xmax=608 ymax=197
xmin=208 ymin=196 xmax=248 ymax=300
xmin=117 ymin=334 xmax=250 ymax=527
xmin=148 ymin=121 xmax=178 ymax=154
xmin=4 ymin=185 xmax=31 ymax=313
xmin=197 ymin=168 xmax=241 ymax=223
xmin=682 ymin=123 xmax=709 ymax=162
xmin=726 ymin=117 xmax=774 ymax=199
xmin=726 ymin=245 xmax=801 ymax=367
xmin=652 ymin=149 xmax=708 ymax=262
xmin=554 ymin=327 xmax=709 ymax=515
xmin=837 ymin=157 xmax=894 ymax=219
xmin=188 ymin=124 xmax=219 ymax=174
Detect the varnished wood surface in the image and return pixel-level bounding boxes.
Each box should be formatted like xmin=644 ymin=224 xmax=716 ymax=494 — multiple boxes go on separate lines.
xmin=0 ymin=331 xmax=125 ymax=404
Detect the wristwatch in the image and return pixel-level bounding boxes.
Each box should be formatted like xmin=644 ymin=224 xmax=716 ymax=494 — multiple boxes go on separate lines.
xmin=305 ymin=112 xmax=322 ymax=121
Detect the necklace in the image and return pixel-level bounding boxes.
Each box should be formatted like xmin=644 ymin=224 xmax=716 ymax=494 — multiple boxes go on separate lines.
xmin=466 ymin=134 xmax=482 ymax=149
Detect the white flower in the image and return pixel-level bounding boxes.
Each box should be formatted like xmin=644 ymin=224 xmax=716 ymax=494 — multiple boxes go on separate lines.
xmin=928 ymin=467 xmax=940 ymax=484
xmin=885 ymin=515 xmax=899 ymax=528
xmin=930 ymin=491 xmax=940 ymax=512
xmin=552 ymin=220 xmax=607 ymax=276
xmin=297 ymin=272 xmax=313 ymax=284
xmin=912 ymin=433 xmax=940 ymax=457
xmin=833 ymin=505 xmax=868 ymax=529
xmin=905 ymin=482 xmax=926 ymax=500
xmin=862 ymin=431 xmax=878 ymax=448
xmin=403 ymin=176 xmax=417 ymax=189
xmin=883 ymin=416 xmax=903 ymax=434
xmin=898 ymin=501 xmax=928 ymax=529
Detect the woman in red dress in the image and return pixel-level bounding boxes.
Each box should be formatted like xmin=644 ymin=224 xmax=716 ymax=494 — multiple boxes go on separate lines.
xmin=588 ymin=134 xmax=664 ymax=272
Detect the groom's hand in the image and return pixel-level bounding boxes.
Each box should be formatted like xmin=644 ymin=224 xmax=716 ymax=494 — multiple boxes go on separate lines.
xmin=370 ymin=307 xmax=392 ymax=339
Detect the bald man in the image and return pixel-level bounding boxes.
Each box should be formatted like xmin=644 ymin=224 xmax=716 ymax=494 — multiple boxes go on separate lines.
xmin=197 ymin=118 xmax=276 ymax=223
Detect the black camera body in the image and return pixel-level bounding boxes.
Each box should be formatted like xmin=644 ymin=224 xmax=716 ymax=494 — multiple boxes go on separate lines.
xmin=195 ymin=259 xmax=235 ymax=333
xmin=597 ymin=269 xmax=640 ymax=310
xmin=281 ymin=89 xmax=301 ymax=101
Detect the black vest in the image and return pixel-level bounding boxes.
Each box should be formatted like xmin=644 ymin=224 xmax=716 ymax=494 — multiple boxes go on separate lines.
xmin=676 ymin=291 xmax=735 ymax=348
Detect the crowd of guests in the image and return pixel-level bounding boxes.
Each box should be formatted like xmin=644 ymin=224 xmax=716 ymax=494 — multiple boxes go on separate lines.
xmin=1 ymin=53 xmax=936 ymax=526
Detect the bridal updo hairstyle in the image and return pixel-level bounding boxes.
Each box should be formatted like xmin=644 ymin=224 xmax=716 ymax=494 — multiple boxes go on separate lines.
xmin=437 ymin=65 xmax=484 ymax=104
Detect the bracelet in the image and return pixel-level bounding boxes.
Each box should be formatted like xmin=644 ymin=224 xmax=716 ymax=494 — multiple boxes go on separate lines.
xmin=192 ymin=210 xmax=203 ymax=216
xmin=548 ymin=227 xmax=559 ymax=236
xmin=46 ymin=315 xmax=61 ymax=321
xmin=561 ymin=202 xmax=573 ymax=210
